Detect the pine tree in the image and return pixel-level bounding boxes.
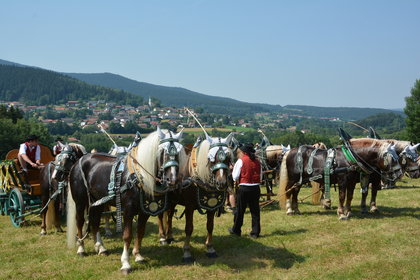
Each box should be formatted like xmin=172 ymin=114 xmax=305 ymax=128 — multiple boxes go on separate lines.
xmin=404 ymin=80 xmax=420 ymax=143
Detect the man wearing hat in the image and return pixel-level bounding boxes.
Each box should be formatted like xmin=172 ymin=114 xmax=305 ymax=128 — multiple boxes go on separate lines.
xmin=18 ymin=135 xmax=44 ymax=173
xmin=53 ymin=137 xmax=64 ymax=156
xmin=229 ymin=143 xmax=261 ymax=238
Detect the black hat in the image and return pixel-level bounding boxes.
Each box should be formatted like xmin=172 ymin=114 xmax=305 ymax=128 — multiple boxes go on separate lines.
xmin=239 ymin=143 xmax=255 ymax=155
xmin=27 ymin=135 xmax=39 ymax=141
xmin=55 ymin=137 xmax=63 ymax=142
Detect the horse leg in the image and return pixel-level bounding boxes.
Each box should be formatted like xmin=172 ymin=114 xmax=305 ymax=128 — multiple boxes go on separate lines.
xmin=121 ymin=211 xmax=136 ymax=274
xmin=103 ymin=205 xmax=113 ymax=237
xmin=90 ymin=206 xmax=108 ymax=256
xmin=166 ymin=206 xmax=175 ymax=244
xmin=285 ymin=183 xmax=295 ymax=215
xmin=132 ymin=211 xmax=149 ymax=264
xmin=337 ymin=184 xmax=347 ymax=220
xmin=54 ymin=197 xmax=64 ymax=232
xmin=182 ymin=207 xmax=195 ymax=263
xmin=370 ymin=179 xmax=381 ymax=213
xmin=158 ymin=211 xmax=168 ymax=245
xmin=360 ymin=175 xmax=370 ymax=214
xmin=205 ymin=210 xmax=217 ymax=258
xmin=292 ymin=187 xmax=301 ymax=215
xmin=40 ymin=193 xmax=48 ymax=235
xmin=344 ymin=183 xmax=355 ymax=218
xmin=75 ymin=205 xmax=87 ymax=256
xmin=319 ymin=184 xmax=332 ymax=210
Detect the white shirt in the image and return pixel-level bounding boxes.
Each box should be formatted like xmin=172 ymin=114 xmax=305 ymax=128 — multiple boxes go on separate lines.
xmin=18 ymin=143 xmax=41 ymax=161
xmin=232 ymin=158 xmax=262 ymax=186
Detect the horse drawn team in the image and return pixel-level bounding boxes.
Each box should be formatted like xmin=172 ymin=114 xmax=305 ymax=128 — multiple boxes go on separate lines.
xmin=0 ymin=127 xmax=418 ymax=274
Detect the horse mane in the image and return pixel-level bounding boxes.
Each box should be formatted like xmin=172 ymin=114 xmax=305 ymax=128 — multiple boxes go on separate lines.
xmin=68 ymin=143 xmax=87 ymax=156
xmin=134 ymin=131 xmax=161 ymax=195
xmin=349 ymin=138 xmax=390 ymax=157
xmin=195 ymin=140 xmax=211 ymax=183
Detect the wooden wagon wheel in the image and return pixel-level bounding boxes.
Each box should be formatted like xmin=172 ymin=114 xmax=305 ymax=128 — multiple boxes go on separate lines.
xmin=8 ymin=188 xmax=25 ymax=227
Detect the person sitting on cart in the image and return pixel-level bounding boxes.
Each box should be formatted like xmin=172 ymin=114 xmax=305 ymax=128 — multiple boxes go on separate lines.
xmin=53 ymin=137 xmax=64 ymax=156
xmin=18 ymin=135 xmax=44 ymax=172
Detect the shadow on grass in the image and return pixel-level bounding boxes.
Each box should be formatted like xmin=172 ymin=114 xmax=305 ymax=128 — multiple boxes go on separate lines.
xmin=350 ymin=206 xmax=420 ymax=220
xmin=132 ymin=231 xmax=305 ymax=271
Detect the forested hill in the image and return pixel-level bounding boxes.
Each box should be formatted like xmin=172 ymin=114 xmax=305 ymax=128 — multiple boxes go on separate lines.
xmin=66 ymin=72 xmax=398 ymax=119
xmin=65 ymin=72 xmax=281 ymax=115
xmin=0 ymin=65 xmax=143 ymax=106
xmin=0 ymin=58 xmax=401 ymax=120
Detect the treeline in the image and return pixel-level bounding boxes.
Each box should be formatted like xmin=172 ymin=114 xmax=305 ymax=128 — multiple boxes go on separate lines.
xmin=0 ymin=65 xmax=143 ymax=106
xmin=0 ymin=106 xmax=52 ymax=158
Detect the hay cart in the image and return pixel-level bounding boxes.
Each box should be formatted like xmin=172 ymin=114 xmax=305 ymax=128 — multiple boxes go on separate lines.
xmin=0 ymin=145 xmax=54 ymax=227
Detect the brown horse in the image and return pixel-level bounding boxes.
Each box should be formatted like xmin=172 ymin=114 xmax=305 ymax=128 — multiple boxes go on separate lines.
xmin=278 ymin=138 xmax=403 ymax=220
xmin=39 ymin=143 xmax=86 ymax=235
xmin=66 ymin=128 xmax=188 ymax=274
xmin=158 ymin=133 xmax=234 ymax=262
xmin=360 ymin=141 xmax=420 ymax=213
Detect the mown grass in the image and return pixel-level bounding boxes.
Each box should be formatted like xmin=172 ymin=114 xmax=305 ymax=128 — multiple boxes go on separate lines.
xmin=0 ymin=178 xmax=419 ymax=280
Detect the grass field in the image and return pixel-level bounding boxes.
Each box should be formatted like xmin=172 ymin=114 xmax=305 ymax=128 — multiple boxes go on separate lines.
xmin=0 ymin=179 xmax=419 ymax=280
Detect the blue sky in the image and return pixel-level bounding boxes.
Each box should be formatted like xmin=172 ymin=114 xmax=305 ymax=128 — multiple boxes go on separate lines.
xmin=1 ymin=0 xmax=419 ymax=109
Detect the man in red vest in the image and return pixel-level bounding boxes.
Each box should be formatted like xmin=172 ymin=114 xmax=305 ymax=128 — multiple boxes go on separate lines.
xmin=18 ymin=135 xmax=44 ymax=173
xmin=229 ymin=143 xmax=261 ymax=238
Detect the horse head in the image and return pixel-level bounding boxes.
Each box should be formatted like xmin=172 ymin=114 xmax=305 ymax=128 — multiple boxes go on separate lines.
xmin=52 ymin=143 xmax=86 ymax=181
xmin=379 ymin=143 xmax=404 ymax=181
xmin=399 ymin=143 xmax=420 ymax=178
xmin=156 ymin=126 xmax=186 ymax=188
xmin=204 ymin=133 xmax=234 ymax=190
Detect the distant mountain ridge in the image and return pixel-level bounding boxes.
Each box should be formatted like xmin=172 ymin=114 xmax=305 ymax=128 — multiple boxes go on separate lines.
xmin=0 ymin=58 xmax=402 ymax=120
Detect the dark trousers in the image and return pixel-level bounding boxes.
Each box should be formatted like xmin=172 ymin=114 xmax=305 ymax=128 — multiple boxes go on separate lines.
xmin=232 ymin=185 xmax=261 ymax=236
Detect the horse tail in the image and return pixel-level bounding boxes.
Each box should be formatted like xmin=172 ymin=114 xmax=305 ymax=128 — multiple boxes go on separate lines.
xmin=311 ymin=181 xmax=322 ymax=205
xmin=45 ymin=201 xmax=56 ymax=230
xmin=278 ymin=151 xmax=290 ymax=209
xmin=67 ymin=183 xmax=77 ymax=249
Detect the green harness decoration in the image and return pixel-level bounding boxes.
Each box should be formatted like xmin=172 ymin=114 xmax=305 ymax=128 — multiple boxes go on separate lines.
xmin=139 ymin=188 xmax=168 ymax=216
xmin=323 ymin=149 xmax=336 ymax=200
xmin=196 ymin=188 xmax=226 ymax=214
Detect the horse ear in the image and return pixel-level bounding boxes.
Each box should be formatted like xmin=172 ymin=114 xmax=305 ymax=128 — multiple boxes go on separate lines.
xmin=173 ymin=128 xmax=184 ymax=140
xmin=205 ymin=133 xmax=213 ymax=145
xmin=222 ymin=132 xmax=234 ymax=145
xmin=410 ymin=143 xmax=420 ymax=152
xmin=157 ymin=126 xmax=166 ymax=139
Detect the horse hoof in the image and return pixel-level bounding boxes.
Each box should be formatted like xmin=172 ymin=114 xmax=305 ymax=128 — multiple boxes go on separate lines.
xmin=206 ymin=252 xmax=218 ymax=258
xmin=323 ymin=205 xmax=331 ymax=210
xmin=338 ymin=215 xmax=348 ymax=221
xmin=121 ymin=268 xmax=131 ymax=275
xmin=135 ymin=257 xmax=147 ymax=264
xmin=77 ymin=252 xmax=87 ymax=257
xmin=56 ymin=228 xmax=64 ymax=233
xmin=166 ymin=237 xmax=175 ymax=244
xmin=286 ymin=211 xmax=294 ymax=216
xmin=99 ymin=250 xmax=109 ymax=256
xmin=160 ymin=240 xmax=168 ymax=245
xmin=182 ymin=256 xmax=195 ymax=264
xmin=370 ymin=207 xmax=379 ymax=213
xmin=40 ymin=232 xmax=47 ymax=236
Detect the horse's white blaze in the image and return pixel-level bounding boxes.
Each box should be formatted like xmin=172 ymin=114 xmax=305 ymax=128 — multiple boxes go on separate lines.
xmin=51 ymin=169 xmax=58 ymax=180
xmin=171 ymin=166 xmax=177 ymax=183
xmin=120 ymin=244 xmax=131 ymax=271
xmin=219 ymin=168 xmax=224 ymax=179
